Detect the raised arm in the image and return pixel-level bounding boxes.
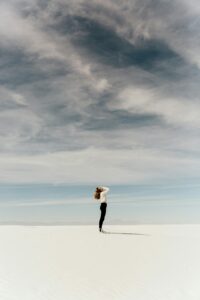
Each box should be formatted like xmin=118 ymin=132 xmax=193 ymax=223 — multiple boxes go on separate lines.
xmin=100 ymin=186 xmax=109 ymax=196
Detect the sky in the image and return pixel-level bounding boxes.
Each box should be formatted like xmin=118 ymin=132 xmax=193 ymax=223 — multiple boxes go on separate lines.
xmin=0 ymin=0 xmax=200 ymax=224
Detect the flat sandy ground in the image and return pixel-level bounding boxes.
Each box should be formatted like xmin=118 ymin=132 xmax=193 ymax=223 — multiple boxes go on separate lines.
xmin=0 ymin=225 xmax=200 ymax=300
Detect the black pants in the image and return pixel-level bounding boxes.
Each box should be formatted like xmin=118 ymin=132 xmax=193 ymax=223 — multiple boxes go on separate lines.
xmin=99 ymin=203 xmax=107 ymax=229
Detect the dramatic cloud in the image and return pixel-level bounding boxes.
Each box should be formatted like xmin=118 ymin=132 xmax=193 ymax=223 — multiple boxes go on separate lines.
xmin=0 ymin=0 xmax=199 ymax=184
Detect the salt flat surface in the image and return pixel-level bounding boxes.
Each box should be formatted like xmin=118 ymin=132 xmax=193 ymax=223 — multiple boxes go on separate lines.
xmin=0 ymin=225 xmax=200 ymax=300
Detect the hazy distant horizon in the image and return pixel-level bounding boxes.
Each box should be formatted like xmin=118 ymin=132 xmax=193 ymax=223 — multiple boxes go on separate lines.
xmin=0 ymin=183 xmax=200 ymax=224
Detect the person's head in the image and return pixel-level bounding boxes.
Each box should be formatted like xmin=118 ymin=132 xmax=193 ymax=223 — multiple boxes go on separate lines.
xmin=94 ymin=187 xmax=102 ymax=199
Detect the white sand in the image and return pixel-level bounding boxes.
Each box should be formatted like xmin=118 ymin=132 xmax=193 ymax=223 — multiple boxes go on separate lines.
xmin=0 ymin=225 xmax=200 ymax=300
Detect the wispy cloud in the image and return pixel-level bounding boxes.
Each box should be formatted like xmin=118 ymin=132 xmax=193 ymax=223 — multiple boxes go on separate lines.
xmin=0 ymin=0 xmax=199 ymax=184
xmin=0 ymin=197 xmax=91 ymax=207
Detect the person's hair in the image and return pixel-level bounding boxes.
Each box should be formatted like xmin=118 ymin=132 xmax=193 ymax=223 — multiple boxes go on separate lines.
xmin=94 ymin=187 xmax=102 ymax=200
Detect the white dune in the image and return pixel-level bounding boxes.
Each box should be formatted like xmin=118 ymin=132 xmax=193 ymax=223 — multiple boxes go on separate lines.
xmin=0 ymin=225 xmax=200 ymax=300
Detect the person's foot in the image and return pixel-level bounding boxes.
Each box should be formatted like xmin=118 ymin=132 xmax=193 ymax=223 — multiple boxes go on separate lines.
xmin=99 ymin=228 xmax=102 ymax=232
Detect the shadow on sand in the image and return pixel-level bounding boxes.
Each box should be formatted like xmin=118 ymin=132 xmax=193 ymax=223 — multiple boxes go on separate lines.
xmin=103 ymin=231 xmax=149 ymax=236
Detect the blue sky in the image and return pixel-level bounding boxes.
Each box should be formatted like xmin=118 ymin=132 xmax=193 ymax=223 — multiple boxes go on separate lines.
xmin=0 ymin=0 xmax=200 ymax=224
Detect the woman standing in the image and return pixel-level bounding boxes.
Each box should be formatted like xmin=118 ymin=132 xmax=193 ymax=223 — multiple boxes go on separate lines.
xmin=94 ymin=186 xmax=110 ymax=232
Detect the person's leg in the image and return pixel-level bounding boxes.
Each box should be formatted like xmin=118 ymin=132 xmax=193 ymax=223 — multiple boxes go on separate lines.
xmin=99 ymin=203 xmax=107 ymax=231
xmin=99 ymin=206 xmax=105 ymax=230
